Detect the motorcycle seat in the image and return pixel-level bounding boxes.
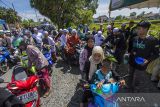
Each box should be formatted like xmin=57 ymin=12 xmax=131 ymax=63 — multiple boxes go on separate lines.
xmin=13 ymin=65 xmax=27 ymax=81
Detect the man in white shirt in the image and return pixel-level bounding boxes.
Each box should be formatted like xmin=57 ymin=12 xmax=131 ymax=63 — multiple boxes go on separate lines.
xmin=32 ymin=28 xmax=43 ymax=50
xmin=94 ymin=31 xmax=105 ymax=46
xmin=60 ymin=29 xmax=68 ymax=48
xmin=42 ymin=31 xmax=57 ymax=61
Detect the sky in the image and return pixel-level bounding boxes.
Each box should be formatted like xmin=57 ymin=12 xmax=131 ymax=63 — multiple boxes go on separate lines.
xmin=0 ymin=0 xmax=160 ymax=21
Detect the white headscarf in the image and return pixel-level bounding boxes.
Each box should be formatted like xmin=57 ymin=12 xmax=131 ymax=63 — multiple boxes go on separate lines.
xmin=89 ymin=46 xmax=104 ymax=80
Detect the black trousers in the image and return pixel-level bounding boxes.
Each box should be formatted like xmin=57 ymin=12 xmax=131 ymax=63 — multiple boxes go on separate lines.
xmin=127 ymin=66 xmax=151 ymax=93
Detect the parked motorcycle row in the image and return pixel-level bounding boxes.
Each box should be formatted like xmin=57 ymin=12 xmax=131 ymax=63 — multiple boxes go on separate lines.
xmin=0 ymin=46 xmax=55 ymax=107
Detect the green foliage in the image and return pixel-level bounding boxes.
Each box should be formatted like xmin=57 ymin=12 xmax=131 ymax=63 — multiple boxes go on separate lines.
xmin=89 ymin=20 xmax=160 ymax=39
xmin=148 ymin=23 xmax=160 ymax=39
xmin=130 ymin=12 xmax=137 ymax=17
xmin=30 ymin=0 xmax=98 ymax=28
xmin=21 ymin=19 xmax=40 ymax=28
xmin=115 ymin=15 xmax=123 ymax=20
xmin=0 ymin=6 xmax=21 ymax=24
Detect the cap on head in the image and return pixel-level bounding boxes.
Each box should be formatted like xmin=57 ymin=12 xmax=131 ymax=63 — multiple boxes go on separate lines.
xmin=87 ymin=31 xmax=91 ymax=35
xmin=137 ymin=20 xmax=151 ymax=30
xmin=63 ymin=29 xmax=68 ymax=33
xmin=72 ymin=29 xmax=77 ymax=34
xmin=59 ymin=29 xmax=63 ymax=32
xmin=97 ymin=31 xmax=102 ymax=35
xmin=121 ymin=23 xmax=126 ymax=27
xmin=34 ymin=28 xmax=38 ymax=31
xmin=43 ymin=31 xmax=48 ymax=35
xmin=113 ymin=28 xmax=119 ymax=33
xmin=107 ymin=25 xmax=112 ymax=29
xmin=24 ymin=30 xmax=30 ymax=34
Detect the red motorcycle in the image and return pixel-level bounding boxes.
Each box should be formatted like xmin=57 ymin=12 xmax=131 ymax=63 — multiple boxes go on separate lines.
xmin=7 ymin=65 xmax=40 ymax=107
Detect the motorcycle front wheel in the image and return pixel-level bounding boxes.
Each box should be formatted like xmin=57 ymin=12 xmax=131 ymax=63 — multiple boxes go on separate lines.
xmin=0 ymin=61 xmax=9 ymax=73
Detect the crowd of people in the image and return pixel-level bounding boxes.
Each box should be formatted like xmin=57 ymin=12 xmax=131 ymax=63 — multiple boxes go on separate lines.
xmin=0 ymin=20 xmax=159 ymax=102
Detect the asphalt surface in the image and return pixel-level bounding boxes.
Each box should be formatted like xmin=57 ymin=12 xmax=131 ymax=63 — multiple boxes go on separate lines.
xmin=0 ymin=58 xmax=160 ymax=107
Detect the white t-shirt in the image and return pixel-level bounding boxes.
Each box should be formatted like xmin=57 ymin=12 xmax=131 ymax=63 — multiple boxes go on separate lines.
xmin=32 ymin=32 xmax=43 ymax=44
xmin=94 ymin=34 xmax=105 ymax=46
xmin=60 ymin=34 xmax=67 ymax=47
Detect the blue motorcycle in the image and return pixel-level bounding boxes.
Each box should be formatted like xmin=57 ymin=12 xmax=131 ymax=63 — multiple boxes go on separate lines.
xmin=44 ymin=50 xmax=54 ymax=65
xmin=80 ymin=74 xmax=129 ymax=107
xmin=42 ymin=45 xmax=54 ymax=75
xmin=0 ymin=47 xmax=10 ymax=73
xmin=89 ymin=83 xmax=120 ymax=107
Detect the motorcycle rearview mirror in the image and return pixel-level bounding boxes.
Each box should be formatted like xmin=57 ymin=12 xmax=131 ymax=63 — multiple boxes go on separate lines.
xmin=0 ymin=78 xmax=4 ymax=83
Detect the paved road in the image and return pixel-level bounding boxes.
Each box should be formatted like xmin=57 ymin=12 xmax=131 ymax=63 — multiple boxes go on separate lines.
xmin=0 ymin=59 xmax=160 ymax=107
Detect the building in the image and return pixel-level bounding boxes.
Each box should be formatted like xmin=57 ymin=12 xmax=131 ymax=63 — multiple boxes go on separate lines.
xmin=144 ymin=13 xmax=160 ymax=20
xmin=93 ymin=15 xmax=108 ymax=23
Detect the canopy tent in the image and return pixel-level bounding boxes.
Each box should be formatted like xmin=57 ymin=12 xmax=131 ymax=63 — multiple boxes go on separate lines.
xmin=110 ymin=0 xmax=160 ymax=11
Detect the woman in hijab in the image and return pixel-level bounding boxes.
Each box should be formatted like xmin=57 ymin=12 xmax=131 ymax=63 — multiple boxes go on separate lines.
xmin=79 ymin=36 xmax=94 ymax=79
xmin=80 ymin=46 xmax=104 ymax=107
xmin=83 ymin=46 xmax=104 ymax=81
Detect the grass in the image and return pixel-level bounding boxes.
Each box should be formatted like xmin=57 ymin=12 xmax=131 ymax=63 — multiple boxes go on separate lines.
xmin=89 ymin=20 xmax=160 ymax=39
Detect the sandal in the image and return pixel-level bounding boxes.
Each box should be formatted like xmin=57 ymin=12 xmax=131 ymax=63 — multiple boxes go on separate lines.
xmin=43 ymin=90 xmax=51 ymax=98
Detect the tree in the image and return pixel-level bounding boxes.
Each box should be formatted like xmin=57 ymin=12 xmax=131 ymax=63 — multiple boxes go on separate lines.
xmin=115 ymin=15 xmax=122 ymax=20
xmin=0 ymin=6 xmax=21 ymax=24
xmin=30 ymin=0 xmax=98 ymax=28
xmin=22 ymin=19 xmax=40 ymax=28
xmin=130 ymin=12 xmax=137 ymax=17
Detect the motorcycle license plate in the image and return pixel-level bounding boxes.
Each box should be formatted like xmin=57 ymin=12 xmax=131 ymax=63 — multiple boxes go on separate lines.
xmin=17 ymin=91 xmax=38 ymax=104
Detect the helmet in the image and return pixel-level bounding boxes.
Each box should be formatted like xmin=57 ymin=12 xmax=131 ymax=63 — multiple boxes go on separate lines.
xmin=13 ymin=38 xmax=23 ymax=47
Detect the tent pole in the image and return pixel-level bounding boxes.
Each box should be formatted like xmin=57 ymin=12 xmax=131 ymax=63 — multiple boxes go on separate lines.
xmin=108 ymin=0 xmax=112 ymax=24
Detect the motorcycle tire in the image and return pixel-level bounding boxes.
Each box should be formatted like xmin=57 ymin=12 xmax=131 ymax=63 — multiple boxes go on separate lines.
xmin=0 ymin=62 xmax=9 ymax=73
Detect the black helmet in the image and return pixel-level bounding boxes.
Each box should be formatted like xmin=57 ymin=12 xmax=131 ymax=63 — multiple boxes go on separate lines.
xmin=137 ymin=20 xmax=151 ymax=30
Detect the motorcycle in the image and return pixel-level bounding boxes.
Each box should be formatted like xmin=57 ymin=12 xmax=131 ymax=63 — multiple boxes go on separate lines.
xmin=20 ymin=51 xmax=36 ymax=75
xmin=64 ymin=44 xmax=82 ymax=66
xmin=79 ymin=74 xmax=129 ymax=107
xmin=42 ymin=45 xmax=54 ymax=75
xmin=8 ymin=48 xmax=20 ymax=66
xmin=0 ymin=78 xmax=24 ymax=107
xmin=0 ymin=66 xmax=40 ymax=107
xmin=0 ymin=47 xmax=10 ymax=74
